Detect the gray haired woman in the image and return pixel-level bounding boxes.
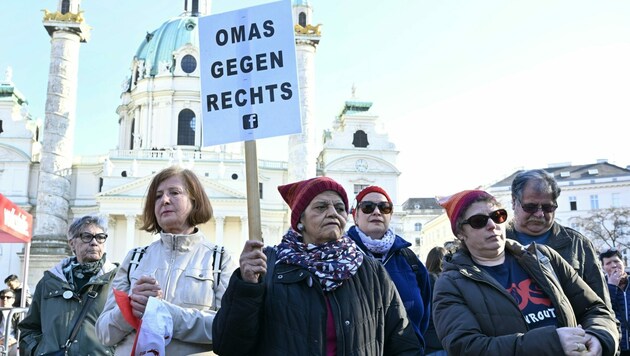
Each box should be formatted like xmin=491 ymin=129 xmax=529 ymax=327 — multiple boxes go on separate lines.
xmin=19 ymin=215 xmax=118 ymax=356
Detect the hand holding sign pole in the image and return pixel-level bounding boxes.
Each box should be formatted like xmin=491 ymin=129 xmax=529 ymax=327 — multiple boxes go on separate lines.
xmin=199 ymin=0 xmax=301 ymax=241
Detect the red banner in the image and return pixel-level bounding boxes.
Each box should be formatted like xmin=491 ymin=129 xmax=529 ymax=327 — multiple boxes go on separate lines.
xmin=0 ymin=194 xmax=32 ymax=243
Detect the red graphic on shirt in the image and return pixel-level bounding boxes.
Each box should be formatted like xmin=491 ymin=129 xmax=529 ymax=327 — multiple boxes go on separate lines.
xmin=507 ymin=278 xmax=552 ymax=309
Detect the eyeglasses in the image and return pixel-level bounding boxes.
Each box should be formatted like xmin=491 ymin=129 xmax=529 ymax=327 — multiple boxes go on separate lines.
xmin=358 ymin=201 xmax=393 ymax=215
xmin=518 ymin=199 xmax=558 ymax=214
xmin=461 ymin=209 xmax=508 ymax=229
xmin=75 ymin=232 xmax=108 ymax=243
xmin=0 ymin=295 xmax=14 ymax=300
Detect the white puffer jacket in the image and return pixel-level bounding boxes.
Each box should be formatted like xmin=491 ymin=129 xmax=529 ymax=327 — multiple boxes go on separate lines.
xmin=96 ymin=229 xmax=237 ymax=355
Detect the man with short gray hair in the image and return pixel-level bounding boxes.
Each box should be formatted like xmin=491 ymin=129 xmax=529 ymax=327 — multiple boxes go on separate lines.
xmin=505 ymin=169 xmax=610 ymax=307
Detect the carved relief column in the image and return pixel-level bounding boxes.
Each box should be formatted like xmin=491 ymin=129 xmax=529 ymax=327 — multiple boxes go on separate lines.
xmin=288 ymin=2 xmax=321 ymax=182
xmin=214 ymin=215 xmax=225 ymax=245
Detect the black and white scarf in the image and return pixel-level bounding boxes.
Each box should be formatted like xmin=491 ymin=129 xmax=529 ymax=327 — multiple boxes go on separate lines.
xmin=276 ymin=230 xmax=364 ymax=292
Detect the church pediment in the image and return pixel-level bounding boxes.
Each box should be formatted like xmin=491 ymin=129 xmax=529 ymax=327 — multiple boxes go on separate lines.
xmin=96 ymin=172 xmax=246 ymax=200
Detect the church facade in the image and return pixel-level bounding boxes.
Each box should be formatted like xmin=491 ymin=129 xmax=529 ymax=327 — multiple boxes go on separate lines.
xmin=2 ymin=1 xmax=629 ymax=287
xmin=0 ymin=0 xmax=406 ymax=284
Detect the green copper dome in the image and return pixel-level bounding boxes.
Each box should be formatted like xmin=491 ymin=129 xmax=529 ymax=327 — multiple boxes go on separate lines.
xmin=134 ymin=16 xmax=199 ymax=77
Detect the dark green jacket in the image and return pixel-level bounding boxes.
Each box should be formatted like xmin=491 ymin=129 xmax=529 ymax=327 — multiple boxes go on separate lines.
xmin=433 ymin=240 xmax=618 ymax=356
xmin=19 ymin=257 xmax=118 ymax=356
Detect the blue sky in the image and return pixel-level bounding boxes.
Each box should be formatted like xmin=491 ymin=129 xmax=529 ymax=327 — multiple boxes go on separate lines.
xmin=1 ymin=0 xmax=629 ymax=198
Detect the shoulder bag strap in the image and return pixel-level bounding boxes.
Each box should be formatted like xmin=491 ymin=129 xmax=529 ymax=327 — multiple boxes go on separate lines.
xmin=213 ymin=245 xmax=225 ymax=288
xmin=399 ymin=247 xmax=423 ymax=288
xmin=63 ymin=284 xmax=103 ymax=349
xmin=127 ymin=246 xmax=148 ymax=284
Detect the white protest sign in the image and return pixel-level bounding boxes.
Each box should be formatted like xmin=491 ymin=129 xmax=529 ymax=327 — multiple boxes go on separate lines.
xmin=199 ymin=0 xmax=301 ymax=146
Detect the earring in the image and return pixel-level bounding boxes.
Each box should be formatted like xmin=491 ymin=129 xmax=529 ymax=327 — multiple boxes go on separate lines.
xmin=297 ymin=223 xmax=304 ymax=232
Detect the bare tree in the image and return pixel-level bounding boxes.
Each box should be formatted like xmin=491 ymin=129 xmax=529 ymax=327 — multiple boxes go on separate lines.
xmin=570 ymin=207 xmax=630 ymax=251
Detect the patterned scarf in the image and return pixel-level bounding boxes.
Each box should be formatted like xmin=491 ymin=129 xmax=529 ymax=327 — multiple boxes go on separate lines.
xmin=276 ymin=229 xmax=364 ymax=292
xmin=357 ymin=228 xmax=396 ymax=261
xmin=62 ymin=255 xmax=105 ymax=292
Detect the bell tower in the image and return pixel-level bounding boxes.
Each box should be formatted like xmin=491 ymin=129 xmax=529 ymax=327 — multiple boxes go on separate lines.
xmin=31 ymin=0 xmax=90 ymax=266
xmin=288 ymin=0 xmax=321 ymax=182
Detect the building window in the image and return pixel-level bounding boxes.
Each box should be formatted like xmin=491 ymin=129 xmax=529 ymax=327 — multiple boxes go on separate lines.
xmin=415 ymin=237 xmax=421 ymax=247
xmin=177 ymin=109 xmax=196 ymax=146
xmin=259 ymin=182 xmax=263 ymax=199
xmin=353 ymin=184 xmax=369 ymax=195
xmin=612 ymin=193 xmax=621 ymax=207
xmin=298 ymin=12 xmax=306 ymax=27
xmin=130 ymin=119 xmax=135 ymax=149
xmin=352 ymin=130 xmax=369 ymax=148
xmin=590 ymin=195 xmax=599 ymax=210
xmin=569 ymin=196 xmax=577 ymax=211
xmin=414 ymin=223 xmax=422 ymax=232
xmin=61 ymin=0 xmax=70 ymax=14
xmin=181 ymin=54 xmax=197 ymax=74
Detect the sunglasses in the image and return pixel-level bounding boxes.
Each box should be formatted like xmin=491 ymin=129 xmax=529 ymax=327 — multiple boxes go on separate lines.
xmin=518 ymin=199 xmax=558 ymax=214
xmin=0 ymin=295 xmax=14 ymax=300
xmin=461 ymin=209 xmax=508 ymax=229
xmin=75 ymin=232 xmax=108 ymax=243
xmin=358 ymin=201 xmax=393 ymax=215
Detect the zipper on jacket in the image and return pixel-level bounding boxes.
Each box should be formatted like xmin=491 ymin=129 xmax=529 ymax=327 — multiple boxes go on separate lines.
xmin=524 ymin=244 xmax=570 ymax=327
xmin=163 ymin=234 xmax=177 ymax=296
xmin=329 ymin=292 xmax=346 ymax=356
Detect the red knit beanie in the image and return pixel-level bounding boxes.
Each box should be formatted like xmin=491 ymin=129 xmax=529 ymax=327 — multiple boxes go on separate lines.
xmin=278 ymin=177 xmax=349 ymax=231
xmin=438 ymin=190 xmax=492 ymax=235
xmin=352 ymin=186 xmax=392 ymax=219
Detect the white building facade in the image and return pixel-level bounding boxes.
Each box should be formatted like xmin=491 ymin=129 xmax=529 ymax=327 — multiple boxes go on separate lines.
xmin=417 ymin=161 xmax=630 ymax=261
xmin=0 ymin=0 xmax=406 ymax=288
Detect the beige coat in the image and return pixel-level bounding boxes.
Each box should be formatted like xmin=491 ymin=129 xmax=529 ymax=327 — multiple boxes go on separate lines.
xmin=96 ymin=230 xmax=237 ymax=355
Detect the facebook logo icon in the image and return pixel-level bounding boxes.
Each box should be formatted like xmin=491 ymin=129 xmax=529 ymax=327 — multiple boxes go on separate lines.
xmin=242 ymin=114 xmax=259 ymax=129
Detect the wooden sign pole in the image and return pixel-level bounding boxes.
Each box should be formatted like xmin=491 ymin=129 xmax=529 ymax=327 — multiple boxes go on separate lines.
xmin=244 ymin=140 xmax=262 ymax=241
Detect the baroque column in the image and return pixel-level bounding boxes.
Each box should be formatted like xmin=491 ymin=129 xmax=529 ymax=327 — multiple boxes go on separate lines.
xmin=214 ymin=215 xmax=225 ymax=245
xmin=125 ymin=214 xmax=137 ymax=252
xmin=288 ymin=1 xmax=321 ymax=182
xmin=29 ymin=0 xmax=91 ymax=282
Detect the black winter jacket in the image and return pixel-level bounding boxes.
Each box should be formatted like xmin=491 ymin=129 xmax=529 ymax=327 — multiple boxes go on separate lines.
xmin=213 ymin=250 xmax=422 ymax=356
xmin=433 ymin=240 xmax=618 ymax=356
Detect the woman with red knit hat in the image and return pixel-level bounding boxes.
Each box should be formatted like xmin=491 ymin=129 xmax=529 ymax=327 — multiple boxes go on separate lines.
xmin=432 ymin=189 xmax=618 ymax=356
xmin=213 ymin=177 xmax=422 ymax=356
xmin=347 ymin=185 xmax=431 ymax=354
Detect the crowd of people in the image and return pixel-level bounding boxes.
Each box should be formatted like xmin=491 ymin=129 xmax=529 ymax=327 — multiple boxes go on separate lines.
xmin=1 ymin=167 xmax=626 ymax=355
